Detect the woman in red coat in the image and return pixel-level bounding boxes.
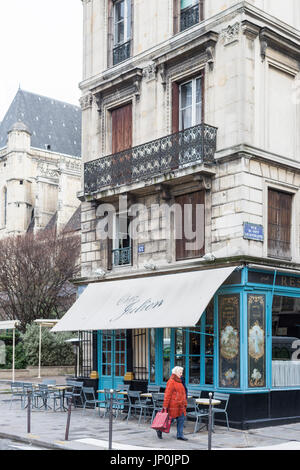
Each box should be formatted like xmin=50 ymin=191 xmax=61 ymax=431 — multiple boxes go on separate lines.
xmin=156 ymin=366 xmax=188 ymax=440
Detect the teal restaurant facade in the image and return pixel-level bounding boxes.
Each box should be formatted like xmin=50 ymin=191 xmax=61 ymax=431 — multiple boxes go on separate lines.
xmin=54 ymin=262 xmax=300 ymax=429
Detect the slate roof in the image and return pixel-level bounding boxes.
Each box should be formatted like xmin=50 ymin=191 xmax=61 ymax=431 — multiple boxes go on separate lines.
xmin=63 ymin=205 xmax=81 ymax=233
xmin=0 ymin=89 xmax=81 ymax=157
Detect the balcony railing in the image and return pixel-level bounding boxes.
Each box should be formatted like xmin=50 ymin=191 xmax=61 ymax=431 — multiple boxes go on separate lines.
xmin=112 ymin=247 xmax=132 ymax=266
xmin=180 ymin=4 xmax=199 ymax=32
xmin=84 ymin=123 xmax=217 ymax=195
xmin=113 ymin=40 xmax=131 ymax=65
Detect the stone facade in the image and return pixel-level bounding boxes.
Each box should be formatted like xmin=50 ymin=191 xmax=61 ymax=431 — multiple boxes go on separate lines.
xmin=0 ymin=89 xmax=82 ymax=236
xmin=79 ymin=0 xmax=300 ymax=280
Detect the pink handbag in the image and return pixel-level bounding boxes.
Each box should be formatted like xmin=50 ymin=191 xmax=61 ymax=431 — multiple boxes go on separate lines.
xmin=151 ymin=409 xmax=172 ymax=433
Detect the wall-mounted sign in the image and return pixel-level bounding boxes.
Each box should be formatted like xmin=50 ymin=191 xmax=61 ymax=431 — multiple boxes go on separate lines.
xmin=138 ymin=243 xmax=145 ymax=253
xmin=243 ymin=222 xmax=264 ymax=241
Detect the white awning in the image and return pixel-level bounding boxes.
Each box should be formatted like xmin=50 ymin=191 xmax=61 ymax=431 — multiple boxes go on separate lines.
xmin=52 ymin=266 xmax=236 ymax=332
xmin=0 ymin=320 xmax=20 ymax=330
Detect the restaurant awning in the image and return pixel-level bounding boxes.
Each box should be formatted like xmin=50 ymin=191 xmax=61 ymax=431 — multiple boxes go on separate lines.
xmin=52 ymin=266 xmax=237 ymax=332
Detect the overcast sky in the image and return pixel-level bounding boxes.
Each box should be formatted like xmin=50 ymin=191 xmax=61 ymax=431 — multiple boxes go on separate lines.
xmin=0 ymin=0 xmax=83 ymax=120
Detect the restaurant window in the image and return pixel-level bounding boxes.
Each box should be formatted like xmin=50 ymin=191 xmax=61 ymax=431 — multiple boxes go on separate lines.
xmin=268 ymin=188 xmax=292 ymax=259
xmin=112 ymin=0 xmax=131 ymax=65
xmin=163 ymin=328 xmax=171 ymax=382
xmin=205 ymin=300 xmax=214 ymax=385
xmin=167 ymin=300 xmax=215 ymax=386
xmin=149 ymin=328 xmax=156 ymax=383
xmin=272 ymin=295 xmax=300 ymax=387
xmin=189 ymin=321 xmax=201 ymax=384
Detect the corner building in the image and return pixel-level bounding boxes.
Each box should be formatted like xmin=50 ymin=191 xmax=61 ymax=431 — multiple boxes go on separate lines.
xmin=55 ymin=0 xmax=300 ymax=429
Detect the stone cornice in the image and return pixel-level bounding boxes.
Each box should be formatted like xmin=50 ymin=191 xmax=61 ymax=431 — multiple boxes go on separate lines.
xmin=215 ymin=144 xmax=300 ymax=174
xmin=259 ymin=26 xmax=300 ymax=62
xmin=90 ymin=67 xmax=143 ymax=98
xmin=80 ymin=1 xmax=300 ymax=95
xmin=72 ymin=255 xmax=300 ymax=287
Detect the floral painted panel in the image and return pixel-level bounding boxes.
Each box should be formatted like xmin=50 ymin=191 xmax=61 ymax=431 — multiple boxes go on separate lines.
xmin=248 ymin=294 xmax=266 ymax=388
xmin=219 ymin=294 xmax=240 ymax=388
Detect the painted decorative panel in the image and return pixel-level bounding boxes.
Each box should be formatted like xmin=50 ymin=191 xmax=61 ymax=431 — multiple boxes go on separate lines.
xmin=248 ymin=294 xmax=266 ymax=387
xmin=219 ymin=294 xmax=240 ymax=388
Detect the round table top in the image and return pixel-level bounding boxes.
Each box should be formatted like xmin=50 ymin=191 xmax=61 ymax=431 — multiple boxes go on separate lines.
xmin=195 ymin=398 xmax=221 ymax=405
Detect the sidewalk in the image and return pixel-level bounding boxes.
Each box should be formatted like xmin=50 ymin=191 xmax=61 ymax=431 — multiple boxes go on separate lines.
xmin=1 ymin=379 xmax=300 ymax=451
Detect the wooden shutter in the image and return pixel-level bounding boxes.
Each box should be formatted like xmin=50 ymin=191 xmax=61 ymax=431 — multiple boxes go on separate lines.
xmin=268 ymin=189 xmax=292 ymax=259
xmin=175 ymin=190 xmax=205 ymax=260
xmin=172 ymin=82 xmax=180 ymax=134
xmin=111 ymin=103 xmax=132 ymax=154
xmin=199 ymin=0 xmax=204 ymax=21
xmin=173 ymin=0 xmax=180 ymax=34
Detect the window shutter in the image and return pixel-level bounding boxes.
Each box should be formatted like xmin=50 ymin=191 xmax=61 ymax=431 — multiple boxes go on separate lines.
xmin=173 ymin=0 xmax=180 ymax=34
xmin=111 ymin=103 xmax=132 ymax=154
xmin=172 ymin=82 xmax=180 ymax=134
xmin=268 ymin=189 xmax=292 ymax=259
xmin=175 ymin=190 xmax=205 ymax=260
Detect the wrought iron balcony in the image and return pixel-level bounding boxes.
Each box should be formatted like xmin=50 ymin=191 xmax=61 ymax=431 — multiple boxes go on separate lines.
xmin=84 ymin=123 xmax=217 ymax=195
xmin=113 ymin=40 xmax=131 ymax=65
xmin=180 ymin=4 xmax=199 ymax=32
xmin=112 ymin=247 xmax=132 ymax=266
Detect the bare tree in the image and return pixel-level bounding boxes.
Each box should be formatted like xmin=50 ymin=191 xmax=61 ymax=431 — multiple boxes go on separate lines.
xmin=0 ymin=229 xmax=80 ymax=331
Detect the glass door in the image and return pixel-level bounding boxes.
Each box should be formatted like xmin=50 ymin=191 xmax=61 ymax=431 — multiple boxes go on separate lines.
xmin=99 ymin=330 xmax=127 ymax=391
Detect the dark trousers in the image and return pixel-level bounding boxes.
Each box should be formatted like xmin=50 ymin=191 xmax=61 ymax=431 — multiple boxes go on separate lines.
xmin=175 ymin=413 xmax=185 ymax=438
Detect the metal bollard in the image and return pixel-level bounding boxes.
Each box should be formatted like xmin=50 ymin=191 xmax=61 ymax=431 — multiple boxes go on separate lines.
xmin=208 ymin=392 xmax=212 ymax=451
xmin=27 ymin=390 xmax=31 ymax=434
xmin=65 ymin=397 xmax=72 ymax=441
xmin=108 ymin=389 xmax=113 ymax=450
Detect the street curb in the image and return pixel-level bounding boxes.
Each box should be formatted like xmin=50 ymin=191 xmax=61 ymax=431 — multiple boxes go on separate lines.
xmin=0 ymin=431 xmax=67 ymax=450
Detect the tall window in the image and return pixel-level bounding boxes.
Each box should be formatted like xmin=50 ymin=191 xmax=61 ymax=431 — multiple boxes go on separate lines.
xmin=150 ymin=302 xmax=215 ymax=386
xmin=272 ymin=295 xmax=300 ymax=387
xmin=180 ymin=0 xmax=201 ymax=32
xmin=268 ymin=188 xmax=292 ymax=259
xmin=112 ymin=212 xmax=131 ymax=266
xmin=113 ymin=0 xmax=131 ymax=65
xmin=179 ymin=76 xmax=203 ymax=130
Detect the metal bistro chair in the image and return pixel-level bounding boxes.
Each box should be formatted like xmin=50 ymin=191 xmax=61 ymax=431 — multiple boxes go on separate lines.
xmin=189 ymin=390 xmax=202 ymax=398
xmin=83 ymin=387 xmax=106 ymax=416
xmin=115 ymin=384 xmax=130 ymax=417
xmin=151 ymin=392 xmax=165 ymax=424
xmin=42 ymin=379 xmax=56 ymax=386
xmin=33 ymin=384 xmax=52 ymax=411
xmin=126 ymin=391 xmax=148 ymax=424
xmin=65 ymin=381 xmax=84 ymax=408
xmin=212 ymin=392 xmax=230 ymax=431
xmin=104 ymin=388 xmax=122 ymax=419
xmin=22 ymin=383 xmax=34 ymax=409
xmin=186 ymin=397 xmax=209 ymax=433
xmin=10 ymin=382 xmax=24 ymax=408
xmin=147 ymin=385 xmax=160 ymax=393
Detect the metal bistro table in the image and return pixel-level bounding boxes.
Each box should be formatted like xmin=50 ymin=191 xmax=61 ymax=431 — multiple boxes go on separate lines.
xmin=196 ymin=396 xmax=221 ymax=450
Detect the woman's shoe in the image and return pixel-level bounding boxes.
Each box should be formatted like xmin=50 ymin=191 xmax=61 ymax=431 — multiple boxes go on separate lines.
xmin=156 ymin=430 xmax=163 ymax=439
xmin=177 ymin=436 xmax=188 ymax=441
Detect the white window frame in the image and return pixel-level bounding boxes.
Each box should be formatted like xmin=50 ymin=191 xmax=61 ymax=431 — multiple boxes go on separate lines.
xmin=112 ymin=211 xmax=130 ymax=251
xmin=113 ymin=0 xmax=131 ymax=47
xmin=179 ymin=75 xmax=202 ymax=131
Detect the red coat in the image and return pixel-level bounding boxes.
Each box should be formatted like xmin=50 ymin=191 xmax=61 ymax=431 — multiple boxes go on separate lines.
xmin=163 ymin=374 xmax=187 ymax=418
